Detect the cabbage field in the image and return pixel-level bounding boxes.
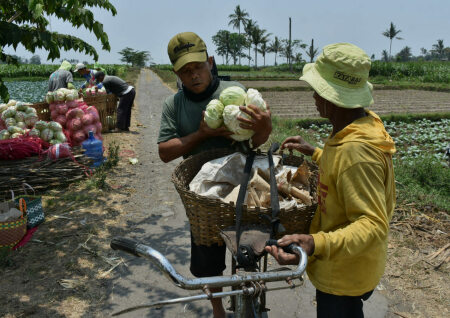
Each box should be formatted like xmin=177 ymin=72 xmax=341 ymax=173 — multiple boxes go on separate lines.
xmin=4 ymin=80 xmax=84 ymax=103
xmin=0 ymin=64 xmax=127 ymax=78
xmin=306 ymin=118 xmax=450 ymax=161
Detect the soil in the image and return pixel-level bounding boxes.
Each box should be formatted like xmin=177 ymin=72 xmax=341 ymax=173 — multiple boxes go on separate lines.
xmin=0 ymin=69 xmax=448 ymax=318
xmin=262 ymin=90 xmax=450 ymax=118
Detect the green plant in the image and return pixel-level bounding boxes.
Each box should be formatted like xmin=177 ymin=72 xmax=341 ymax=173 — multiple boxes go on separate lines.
xmin=0 ymin=0 xmax=117 ymax=102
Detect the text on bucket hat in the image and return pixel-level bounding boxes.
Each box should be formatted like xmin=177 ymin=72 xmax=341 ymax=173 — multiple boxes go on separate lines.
xmin=168 ymin=32 xmax=208 ymax=72
xmin=300 ymin=43 xmax=374 ymax=109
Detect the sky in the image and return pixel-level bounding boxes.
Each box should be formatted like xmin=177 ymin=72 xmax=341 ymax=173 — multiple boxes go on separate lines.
xmin=5 ymin=0 xmax=450 ymax=65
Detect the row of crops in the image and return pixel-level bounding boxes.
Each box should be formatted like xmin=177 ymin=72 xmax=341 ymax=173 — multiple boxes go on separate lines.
xmin=0 ymin=64 xmax=128 ymax=78
xmin=306 ymin=118 xmax=449 ymax=161
xmin=4 ymin=80 xmax=84 ymax=103
xmin=153 ymin=61 xmax=450 ymax=83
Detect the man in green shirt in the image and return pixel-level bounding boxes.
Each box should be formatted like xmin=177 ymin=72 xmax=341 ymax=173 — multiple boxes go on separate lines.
xmin=158 ymin=32 xmax=272 ymax=318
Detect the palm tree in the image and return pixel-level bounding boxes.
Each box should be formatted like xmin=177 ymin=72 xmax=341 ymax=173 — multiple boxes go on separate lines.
xmin=250 ymin=26 xmax=271 ymax=68
xmin=396 ymin=46 xmax=412 ymax=62
xmin=268 ymin=36 xmax=282 ymax=66
xmin=244 ymin=19 xmax=257 ymax=67
xmin=305 ymin=38 xmax=319 ymax=63
xmin=381 ymin=50 xmax=389 ymax=62
xmin=228 ymin=5 xmax=249 ymax=65
xmin=432 ymin=39 xmax=445 ymax=59
xmin=382 ymin=22 xmax=403 ymax=60
xmin=212 ymin=30 xmax=231 ymax=65
xmin=258 ymin=37 xmax=270 ymax=67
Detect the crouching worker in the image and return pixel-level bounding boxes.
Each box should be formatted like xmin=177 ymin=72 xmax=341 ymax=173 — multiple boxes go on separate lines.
xmin=265 ymin=43 xmax=396 ymax=318
xmin=94 ymin=71 xmax=135 ymax=132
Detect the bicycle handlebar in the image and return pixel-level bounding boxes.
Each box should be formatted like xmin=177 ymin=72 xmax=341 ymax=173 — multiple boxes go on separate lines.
xmin=111 ymin=237 xmax=307 ymax=290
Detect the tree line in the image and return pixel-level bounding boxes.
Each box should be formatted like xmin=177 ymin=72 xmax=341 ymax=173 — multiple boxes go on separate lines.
xmin=213 ymin=6 xmax=449 ymax=68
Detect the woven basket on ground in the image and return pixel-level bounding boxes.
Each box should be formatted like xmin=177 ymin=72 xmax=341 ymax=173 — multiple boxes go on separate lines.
xmin=0 ymin=210 xmax=27 ymax=249
xmin=172 ymin=149 xmax=318 ymax=246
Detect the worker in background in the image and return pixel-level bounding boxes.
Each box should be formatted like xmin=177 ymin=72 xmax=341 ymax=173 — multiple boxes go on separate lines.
xmin=74 ymin=63 xmax=100 ymax=89
xmin=94 ymin=71 xmax=135 ymax=132
xmin=48 ymin=60 xmax=75 ymax=92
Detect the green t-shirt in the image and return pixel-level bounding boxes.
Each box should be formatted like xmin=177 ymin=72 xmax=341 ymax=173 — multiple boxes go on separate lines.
xmin=158 ymin=80 xmax=246 ymax=158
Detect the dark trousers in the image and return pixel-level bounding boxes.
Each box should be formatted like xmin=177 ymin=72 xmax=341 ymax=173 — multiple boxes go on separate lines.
xmin=117 ymin=88 xmax=135 ymax=130
xmin=316 ymin=289 xmax=373 ymax=318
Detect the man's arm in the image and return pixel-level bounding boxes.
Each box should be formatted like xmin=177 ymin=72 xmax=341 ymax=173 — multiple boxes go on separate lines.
xmin=158 ymin=114 xmax=231 ymax=163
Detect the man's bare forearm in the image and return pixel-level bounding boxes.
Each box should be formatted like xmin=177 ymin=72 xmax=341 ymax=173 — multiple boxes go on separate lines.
xmin=158 ymin=131 xmax=206 ymax=163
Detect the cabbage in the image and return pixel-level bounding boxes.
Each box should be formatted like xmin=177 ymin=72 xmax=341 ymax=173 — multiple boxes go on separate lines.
xmin=49 ymin=139 xmax=61 ymax=145
xmin=245 ymin=88 xmax=267 ymax=111
xmin=5 ymin=118 xmax=16 ymax=127
xmin=25 ymin=107 xmax=37 ymax=114
xmin=40 ymin=128 xmax=54 ymax=141
xmin=54 ymin=131 xmax=67 ymax=142
xmin=15 ymin=111 xmax=26 ymax=122
xmin=65 ymin=89 xmax=78 ymax=101
xmin=48 ymin=121 xmax=63 ymax=132
xmin=34 ymin=120 xmax=48 ymax=131
xmin=29 ymin=128 xmax=40 ymax=137
xmin=204 ymin=99 xmax=224 ymax=129
xmin=16 ymin=121 xmax=27 ymax=129
xmin=6 ymin=100 xmax=17 ymax=107
xmin=223 ymin=105 xmax=255 ymax=141
xmin=1 ymin=106 xmax=16 ymax=120
xmin=15 ymin=102 xmax=28 ymax=112
xmin=0 ymin=104 xmax=7 ymax=113
xmin=24 ymin=113 xmax=39 ymax=127
xmin=7 ymin=126 xmax=23 ymax=134
xmin=219 ymin=86 xmax=246 ymax=106
xmin=11 ymin=133 xmax=22 ymax=139
xmin=46 ymin=91 xmax=55 ymax=103
xmin=54 ymin=89 xmax=66 ymax=102
xmin=0 ymin=129 xmax=10 ymax=140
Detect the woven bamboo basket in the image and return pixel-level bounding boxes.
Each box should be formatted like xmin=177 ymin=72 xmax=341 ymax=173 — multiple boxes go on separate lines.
xmin=0 ymin=214 xmax=27 ymax=249
xmin=31 ymin=94 xmax=118 ymax=133
xmin=172 ymin=149 xmax=318 ymax=246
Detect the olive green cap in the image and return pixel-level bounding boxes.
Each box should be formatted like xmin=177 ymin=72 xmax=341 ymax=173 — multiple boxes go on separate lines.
xmin=167 ymin=32 xmax=207 ymax=72
xmin=300 ymin=43 xmax=374 ymax=109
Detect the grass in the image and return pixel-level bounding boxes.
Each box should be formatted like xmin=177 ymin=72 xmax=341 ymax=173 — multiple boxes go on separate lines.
xmin=151 ymin=68 xmax=178 ymax=90
xmin=395 ymin=156 xmax=450 ymax=211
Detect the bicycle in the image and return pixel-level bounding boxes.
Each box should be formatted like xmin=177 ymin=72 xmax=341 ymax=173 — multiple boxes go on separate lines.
xmin=110 ymin=237 xmax=308 ymax=317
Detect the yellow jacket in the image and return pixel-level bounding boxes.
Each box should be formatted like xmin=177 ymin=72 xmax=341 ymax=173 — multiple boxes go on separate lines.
xmin=308 ymin=110 xmax=396 ymax=296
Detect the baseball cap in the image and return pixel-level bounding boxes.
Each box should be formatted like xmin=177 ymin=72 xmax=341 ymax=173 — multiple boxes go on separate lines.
xmin=74 ymin=63 xmax=86 ymax=72
xmin=168 ymin=32 xmax=208 ymax=72
xmin=300 ymin=43 xmax=374 ymax=109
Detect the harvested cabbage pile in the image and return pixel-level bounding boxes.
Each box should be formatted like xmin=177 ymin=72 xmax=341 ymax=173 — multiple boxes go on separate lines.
xmin=0 ymin=100 xmax=39 ymax=140
xmin=204 ymin=86 xmax=267 ymax=141
xmin=46 ymin=88 xmax=79 ymax=103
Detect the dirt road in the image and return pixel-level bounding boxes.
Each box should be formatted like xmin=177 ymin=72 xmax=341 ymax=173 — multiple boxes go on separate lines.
xmin=104 ymin=69 xmax=389 ymax=317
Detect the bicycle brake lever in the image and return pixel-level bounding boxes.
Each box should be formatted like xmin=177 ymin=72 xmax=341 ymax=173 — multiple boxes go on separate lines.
xmin=265 ymin=239 xmax=296 ymax=254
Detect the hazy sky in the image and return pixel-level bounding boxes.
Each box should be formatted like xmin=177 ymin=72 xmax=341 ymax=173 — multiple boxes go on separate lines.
xmin=6 ymin=0 xmax=450 ymax=65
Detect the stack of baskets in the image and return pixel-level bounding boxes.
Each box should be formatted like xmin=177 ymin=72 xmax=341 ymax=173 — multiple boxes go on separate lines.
xmin=172 ymin=149 xmax=319 ymax=246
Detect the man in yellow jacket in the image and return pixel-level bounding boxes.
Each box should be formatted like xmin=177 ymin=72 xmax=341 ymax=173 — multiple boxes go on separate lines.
xmin=266 ymin=43 xmax=396 ymax=318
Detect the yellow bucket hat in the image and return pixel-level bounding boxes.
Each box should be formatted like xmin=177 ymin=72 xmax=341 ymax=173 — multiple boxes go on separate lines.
xmin=300 ymin=43 xmax=374 ymax=109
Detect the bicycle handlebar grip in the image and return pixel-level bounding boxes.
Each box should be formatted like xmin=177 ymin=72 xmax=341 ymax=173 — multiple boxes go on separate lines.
xmin=111 ymin=237 xmax=141 ymax=257
xmin=265 ymin=239 xmax=296 ymax=254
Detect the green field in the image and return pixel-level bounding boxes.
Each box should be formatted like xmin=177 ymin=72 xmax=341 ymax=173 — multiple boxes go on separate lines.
xmin=0 ymin=64 xmax=128 ymax=79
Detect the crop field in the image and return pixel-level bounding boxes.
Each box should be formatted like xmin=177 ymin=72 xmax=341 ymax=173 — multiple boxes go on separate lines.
xmin=0 ymin=64 xmax=127 ymax=78
xmin=262 ymin=90 xmax=450 ymax=118
xmin=4 ymin=80 xmax=84 ymax=103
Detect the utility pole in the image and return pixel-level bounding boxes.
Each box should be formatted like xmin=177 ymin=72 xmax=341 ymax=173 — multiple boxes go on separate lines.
xmin=289 ymin=17 xmax=292 ymax=72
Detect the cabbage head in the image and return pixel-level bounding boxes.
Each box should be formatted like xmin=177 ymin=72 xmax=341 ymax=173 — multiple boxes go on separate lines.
xmin=0 ymin=129 xmax=10 ymax=140
xmin=245 ymin=88 xmax=267 ymax=111
xmin=223 ymin=105 xmax=255 ymax=141
xmin=204 ymin=99 xmax=224 ymax=129
xmin=219 ymin=86 xmax=246 ymax=106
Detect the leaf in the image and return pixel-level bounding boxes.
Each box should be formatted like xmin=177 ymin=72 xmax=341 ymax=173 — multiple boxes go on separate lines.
xmin=0 ymin=77 xmax=10 ymax=103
